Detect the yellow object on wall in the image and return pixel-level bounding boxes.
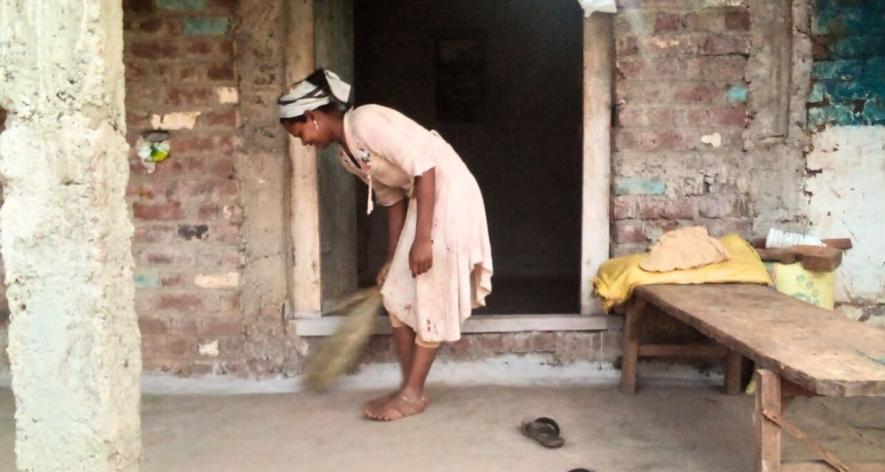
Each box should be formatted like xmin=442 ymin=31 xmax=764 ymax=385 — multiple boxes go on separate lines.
xmin=593 ymin=234 xmax=773 ymax=312
xmin=766 ymin=262 xmax=835 ymax=310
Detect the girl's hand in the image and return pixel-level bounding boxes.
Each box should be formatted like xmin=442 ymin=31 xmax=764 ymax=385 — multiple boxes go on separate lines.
xmin=376 ymin=260 xmax=392 ymax=287
xmin=409 ymin=237 xmax=433 ymax=277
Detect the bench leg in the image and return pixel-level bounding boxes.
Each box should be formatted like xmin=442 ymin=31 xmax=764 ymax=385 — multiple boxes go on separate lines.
xmin=620 ymin=299 xmax=644 ymax=394
xmin=755 ymin=369 xmax=782 ymax=472
xmin=725 ymin=350 xmax=743 ymax=394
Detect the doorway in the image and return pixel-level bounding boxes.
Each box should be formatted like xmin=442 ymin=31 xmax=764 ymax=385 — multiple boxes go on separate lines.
xmin=352 ymin=0 xmax=584 ymax=314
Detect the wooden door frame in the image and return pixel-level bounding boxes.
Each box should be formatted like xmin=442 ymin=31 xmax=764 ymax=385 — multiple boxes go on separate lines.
xmin=288 ymin=8 xmax=614 ymax=323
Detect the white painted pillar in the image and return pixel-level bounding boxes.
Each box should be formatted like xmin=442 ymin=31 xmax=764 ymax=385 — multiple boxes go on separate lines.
xmin=285 ymin=0 xmax=323 ymax=318
xmin=0 ymin=0 xmax=142 ymax=470
xmin=580 ymin=13 xmax=614 ymax=315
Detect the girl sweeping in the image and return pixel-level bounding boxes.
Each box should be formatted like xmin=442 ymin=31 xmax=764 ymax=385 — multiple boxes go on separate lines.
xmin=279 ymin=70 xmax=493 ymax=421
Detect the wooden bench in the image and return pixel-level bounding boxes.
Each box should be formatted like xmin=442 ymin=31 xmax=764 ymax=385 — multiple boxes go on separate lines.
xmin=620 ymin=283 xmax=885 ymax=472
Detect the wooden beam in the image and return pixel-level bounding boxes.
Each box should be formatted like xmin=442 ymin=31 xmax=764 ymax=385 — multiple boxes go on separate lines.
xmin=762 ymin=409 xmax=853 ymax=472
xmin=726 ymin=350 xmax=743 ymax=395
xmin=580 ymin=13 xmax=613 ymax=315
xmin=637 ymin=344 xmax=728 ymax=358
xmin=756 ymin=369 xmax=783 ymax=472
xmin=285 ymin=0 xmax=323 ymax=318
xmin=620 ymin=299 xmax=644 ymax=394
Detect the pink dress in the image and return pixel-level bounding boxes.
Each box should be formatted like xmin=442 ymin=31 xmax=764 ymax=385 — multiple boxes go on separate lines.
xmin=339 ymin=104 xmax=493 ymax=343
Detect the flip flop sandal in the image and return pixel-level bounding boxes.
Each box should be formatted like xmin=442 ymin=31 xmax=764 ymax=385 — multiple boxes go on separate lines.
xmin=520 ymin=417 xmax=565 ymax=448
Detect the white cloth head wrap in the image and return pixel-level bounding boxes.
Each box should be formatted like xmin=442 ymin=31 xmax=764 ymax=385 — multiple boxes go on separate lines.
xmin=278 ymin=69 xmax=353 ymax=119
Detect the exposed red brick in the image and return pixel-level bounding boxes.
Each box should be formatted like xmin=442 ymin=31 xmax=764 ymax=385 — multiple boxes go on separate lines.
xmin=637 ymin=197 xmax=667 ymax=219
xmin=673 ymin=83 xmax=722 ymax=103
xmin=709 ymin=106 xmax=748 ymax=127
xmin=201 ymin=320 xmax=243 ymax=336
xmin=683 ymin=11 xmax=724 ymax=32
xmin=206 ymin=0 xmax=237 ymax=13
xmin=133 ymin=224 xmax=176 ymax=243
xmin=653 ymin=12 xmax=682 ymax=33
xmin=178 ymin=66 xmax=200 ymax=82
xmin=160 ymin=273 xmax=186 ymax=288
xmin=725 ymin=10 xmax=750 ymax=31
xmin=126 ymin=112 xmax=151 ymax=130
xmin=139 ymin=317 xmax=168 ymax=335
xmin=128 ymin=41 xmax=177 ymax=60
xmin=169 ymin=135 xmax=235 ymax=155
xmin=663 ymin=199 xmax=695 ymax=219
xmin=178 ymin=179 xmax=237 ymax=200
xmin=133 ymin=201 xmax=184 ymax=220
xmin=700 ymin=35 xmax=750 ymax=56
xmin=218 ymin=39 xmax=234 ymax=57
xmin=618 ymin=56 xmax=746 ymax=82
xmin=207 ymin=63 xmax=235 ymax=81
xmin=139 ymin=18 xmax=163 ymax=33
xmin=210 ymin=158 xmax=236 ymax=179
xmin=157 ymin=294 xmax=204 ymax=311
xmin=221 ymin=292 xmax=241 ymax=311
xmin=198 ymin=205 xmax=222 ymax=220
xmin=166 ymin=87 xmax=215 ymax=107
xmin=167 ymin=338 xmax=191 ymax=356
xmin=124 ymin=0 xmax=154 ymax=13
xmin=612 ymin=196 xmax=637 ymax=220
xmin=145 ymin=252 xmax=174 ymax=265
xmin=140 ymin=335 xmax=167 ymax=358
xmin=615 ymin=220 xmax=647 ymax=243
xmin=698 ymin=196 xmax=728 ymax=218
xmin=615 ymin=130 xmax=688 ymax=152
xmin=198 ymin=246 xmax=242 ymax=268
xmin=201 ymin=109 xmax=238 ymax=128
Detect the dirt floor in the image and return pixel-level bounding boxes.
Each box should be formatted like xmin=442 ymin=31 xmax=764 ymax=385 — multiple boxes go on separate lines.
xmin=1 ymin=384 xmax=883 ymax=471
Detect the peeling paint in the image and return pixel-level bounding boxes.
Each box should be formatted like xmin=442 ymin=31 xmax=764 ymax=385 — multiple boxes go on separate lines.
xmin=806 ymin=126 xmax=885 ymax=304
xmin=199 ymin=340 xmax=220 ymax=357
xmin=727 ymin=84 xmax=748 ymax=104
xmin=700 ymin=132 xmax=722 ymax=147
xmin=216 ymin=87 xmax=239 ymax=104
xmin=195 ymin=272 xmax=240 ymax=289
xmin=150 ymin=111 xmax=201 ymax=130
xmin=615 ymin=177 xmax=666 ymax=196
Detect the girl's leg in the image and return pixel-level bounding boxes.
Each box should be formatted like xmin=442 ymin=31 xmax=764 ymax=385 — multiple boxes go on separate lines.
xmin=362 ymin=317 xmax=416 ymax=416
xmin=392 ymin=325 xmax=416 ymax=381
xmin=368 ymin=341 xmax=439 ymax=421
xmin=401 ymin=344 xmax=438 ymax=398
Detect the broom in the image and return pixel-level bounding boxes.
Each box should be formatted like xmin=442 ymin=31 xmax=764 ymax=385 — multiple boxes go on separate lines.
xmin=304 ymin=287 xmax=384 ymax=391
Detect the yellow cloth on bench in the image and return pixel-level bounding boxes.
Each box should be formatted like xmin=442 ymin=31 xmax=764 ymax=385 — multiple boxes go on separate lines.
xmin=593 ymin=234 xmax=773 ymax=312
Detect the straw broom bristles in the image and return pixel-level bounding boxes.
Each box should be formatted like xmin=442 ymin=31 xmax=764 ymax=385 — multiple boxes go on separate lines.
xmin=304 ymin=287 xmax=384 ymax=391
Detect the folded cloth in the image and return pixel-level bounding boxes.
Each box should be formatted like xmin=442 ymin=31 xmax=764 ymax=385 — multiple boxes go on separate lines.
xmin=640 ymin=226 xmax=729 ymax=272
xmin=593 ymin=234 xmax=772 ymax=312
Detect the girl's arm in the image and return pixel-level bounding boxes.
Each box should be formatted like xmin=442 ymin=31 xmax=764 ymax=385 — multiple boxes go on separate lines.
xmin=410 ymin=168 xmax=436 ymax=277
xmin=386 ymin=198 xmax=407 ymax=261
xmin=377 ymin=198 xmax=407 ymax=286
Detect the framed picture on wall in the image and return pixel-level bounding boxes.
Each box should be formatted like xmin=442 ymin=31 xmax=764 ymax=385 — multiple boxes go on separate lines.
xmin=434 ymin=31 xmax=486 ymax=122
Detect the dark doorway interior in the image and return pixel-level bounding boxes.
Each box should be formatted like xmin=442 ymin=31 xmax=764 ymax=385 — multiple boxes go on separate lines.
xmin=354 ymin=0 xmax=583 ymax=314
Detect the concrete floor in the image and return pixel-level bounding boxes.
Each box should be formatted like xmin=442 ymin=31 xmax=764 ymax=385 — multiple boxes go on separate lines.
xmin=1 ymin=384 xmax=883 ymax=471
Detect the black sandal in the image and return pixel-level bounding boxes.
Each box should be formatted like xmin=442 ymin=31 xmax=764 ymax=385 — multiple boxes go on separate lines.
xmin=520 ymin=416 xmax=565 ymax=448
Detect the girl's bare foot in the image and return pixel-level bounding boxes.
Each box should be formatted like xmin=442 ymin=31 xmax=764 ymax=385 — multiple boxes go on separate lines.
xmin=362 ymin=391 xmax=399 ymax=417
xmin=365 ymin=392 xmax=428 ymax=421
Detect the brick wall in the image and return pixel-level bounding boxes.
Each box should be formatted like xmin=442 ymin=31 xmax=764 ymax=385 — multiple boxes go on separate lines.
xmin=124 ymin=0 xmax=245 ymax=375
xmin=612 ymin=0 xmax=753 ymax=256
xmin=807 ymin=0 xmax=885 ymax=126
